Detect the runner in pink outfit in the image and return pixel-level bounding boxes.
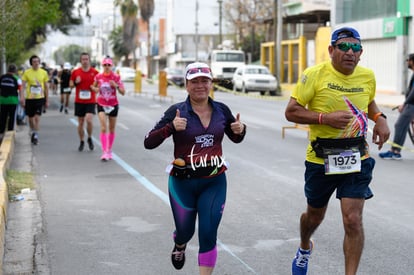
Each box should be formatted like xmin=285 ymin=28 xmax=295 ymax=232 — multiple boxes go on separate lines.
xmin=92 ymin=56 xmax=125 ymax=161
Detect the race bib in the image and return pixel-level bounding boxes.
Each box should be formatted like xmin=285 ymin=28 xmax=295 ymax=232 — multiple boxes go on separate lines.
xmin=30 ymin=86 xmax=42 ymax=95
xmin=324 ymin=148 xmax=361 ymax=175
xmin=103 ymin=106 xmax=115 ymax=114
xmin=63 ymin=87 xmax=71 ymax=92
xmin=79 ymin=90 xmax=91 ymax=100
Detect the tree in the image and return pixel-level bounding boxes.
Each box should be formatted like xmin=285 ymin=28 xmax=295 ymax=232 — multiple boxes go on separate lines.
xmin=223 ymin=0 xmax=273 ymax=62
xmin=0 ymin=0 xmax=28 ymax=67
xmin=53 ymin=44 xmax=92 ymax=66
xmin=23 ymin=0 xmax=61 ymax=50
xmin=0 ymin=0 xmax=91 ymax=73
xmin=24 ymin=0 xmax=90 ymax=50
xmin=138 ymin=0 xmax=154 ymax=77
xmin=240 ymin=33 xmax=264 ymax=62
xmin=108 ymin=26 xmax=130 ymax=62
xmin=114 ymin=0 xmax=139 ymax=67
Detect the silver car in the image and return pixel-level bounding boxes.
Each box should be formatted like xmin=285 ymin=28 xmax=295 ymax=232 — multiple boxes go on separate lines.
xmin=232 ymin=65 xmax=279 ymax=96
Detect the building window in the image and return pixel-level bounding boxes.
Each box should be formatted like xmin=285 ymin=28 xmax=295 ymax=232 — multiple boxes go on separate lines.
xmin=336 ymin=0 xmax=397 ymax=23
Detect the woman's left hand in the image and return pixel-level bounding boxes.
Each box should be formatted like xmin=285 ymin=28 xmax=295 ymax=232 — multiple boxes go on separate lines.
xmin=110 ymin=80 xmax=117 ymax=88
xmin=231 ymin=113 xmax=245 ymax=135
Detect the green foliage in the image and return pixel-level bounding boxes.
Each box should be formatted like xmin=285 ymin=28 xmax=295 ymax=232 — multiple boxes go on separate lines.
xmin=1 ymin=0 xmax=90 ymax=67
xmin=109 ymin=26 xmax=130 ymax=61
xmin=0 ymin=0 xmax=29 ymax=64
xmin=114 ymin=0 xmax=139 ymax=66
xmin=22 ymin=0 xmax=62 ymax=50
xmin=55 ymin=0 xmax=84 ymax=33
xmin=53 ymin=44 xmax=92 ymax=66
xmin=26 ymin=0 xmax=61 ymax=29
xmin=6 ymin=170 xmax=35 ymax=200
xmin=116 ymin=0 xmax=138 ymax=17
xmin=240 ymin=33 xmax=265 ymax=63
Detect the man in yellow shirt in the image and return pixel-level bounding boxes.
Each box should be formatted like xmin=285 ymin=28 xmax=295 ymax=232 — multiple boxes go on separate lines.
xmin=21 ymin=55 xmax=49 ymax=145
xmin=285 ymin=27 xmax=390 ymax=275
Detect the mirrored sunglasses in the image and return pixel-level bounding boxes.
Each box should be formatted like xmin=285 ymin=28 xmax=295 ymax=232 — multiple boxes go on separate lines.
xmin=186 ymin=67 xmax=211 ymax=76
xmin=335 ymin=42 xmax=362 ymax=53
xmin=103 ymin=64 xmax=112 ymax=67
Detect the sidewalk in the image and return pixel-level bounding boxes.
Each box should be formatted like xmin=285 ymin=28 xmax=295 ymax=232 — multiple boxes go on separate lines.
xmin=374 ymin=91 xmax=405 ymax=108
xmin=2 ymin=124 xmax=46 ymax=274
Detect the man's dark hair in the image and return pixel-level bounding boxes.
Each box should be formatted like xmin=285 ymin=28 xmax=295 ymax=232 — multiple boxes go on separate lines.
xmin=7 ymin=64 xmax=17 ymax=73
xmin=80 ymin=52 xmax=90 ymax=61
xmin=408 ymin=54 xmax=414 ymax=62
xmin=29 ymin=55 xmax=40 ymax=66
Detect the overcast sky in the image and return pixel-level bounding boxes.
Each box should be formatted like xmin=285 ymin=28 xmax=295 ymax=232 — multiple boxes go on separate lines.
xmin=173 ymin=0 xmax=222 ymax=35
xmin=40 ymin=0 xmax=221 ymax=65
xmin=40 ymin=0 xmax=120 ymax=64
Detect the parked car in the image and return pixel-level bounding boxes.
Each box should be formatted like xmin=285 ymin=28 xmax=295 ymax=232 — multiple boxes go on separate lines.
xmin=117 ymin=67 xmax=137 ymax=82
xmin=163 ymin=68 xmax=185 ymax=87
xmin=232 ymin=65 xmax=279 ymax=96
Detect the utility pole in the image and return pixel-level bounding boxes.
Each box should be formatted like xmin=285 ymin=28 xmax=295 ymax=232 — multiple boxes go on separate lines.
xmin=218 ymin=0 xmax=223 ymax=45
xmin=195 ymin=0 xmax=199 ymax=61
xmin=274 ymin=0 xmax=282 ymax=95
xmin=274 ymin=1 xmax=282 ymax=77
xmin=1 ymin=2 xmax=6 ymax=74
xmin=113 ymin=4 xmax=116 ymax=31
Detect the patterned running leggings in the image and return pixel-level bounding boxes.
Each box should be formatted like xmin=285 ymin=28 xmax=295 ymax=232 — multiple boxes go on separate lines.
xmin=168 ymin=173 xmax=227 ymax=267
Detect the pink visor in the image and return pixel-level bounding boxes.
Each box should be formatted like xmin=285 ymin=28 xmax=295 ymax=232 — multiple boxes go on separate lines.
xmin=102 ymin=57 xmax=113 ymax=66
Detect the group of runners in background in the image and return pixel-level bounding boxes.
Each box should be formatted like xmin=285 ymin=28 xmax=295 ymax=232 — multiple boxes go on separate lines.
xmin=0 ymin=52 xmax=125 ymax=161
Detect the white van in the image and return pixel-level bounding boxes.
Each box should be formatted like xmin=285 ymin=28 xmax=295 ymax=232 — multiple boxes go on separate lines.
xmin=208 ymin=50 xmax=245 ymax=87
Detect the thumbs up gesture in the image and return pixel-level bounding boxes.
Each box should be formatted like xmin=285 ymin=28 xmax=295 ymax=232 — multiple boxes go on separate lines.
xmin=173 ymin=109 xmax=187 ymax=131
xmin=231 ymin=113 xmax=245 ymax=135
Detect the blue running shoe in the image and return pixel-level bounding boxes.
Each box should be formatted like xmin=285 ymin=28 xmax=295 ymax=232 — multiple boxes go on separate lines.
xmin=292 ymin=240 xmax=314 ymax=275
xmin=379 ymin=150 xmax=402 ymax=160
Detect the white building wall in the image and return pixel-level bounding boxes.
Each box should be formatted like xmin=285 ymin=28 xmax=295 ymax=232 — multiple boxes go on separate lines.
xmin=331 ymin=2 xmax=410 ymax=95
xmin=361 ymin=39 xmax=398 ymax=93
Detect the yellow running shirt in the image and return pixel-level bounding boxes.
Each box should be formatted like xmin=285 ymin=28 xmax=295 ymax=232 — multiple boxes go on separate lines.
xmin=22 ymin=68 xmax=49 ymax=99
xmin=291 ymin=61 xmax=376 ymax=164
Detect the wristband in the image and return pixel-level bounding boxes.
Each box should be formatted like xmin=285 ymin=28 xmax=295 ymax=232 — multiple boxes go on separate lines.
xmin=318 ymin=113 xmax=323 ymax=125
xmin=373 ymin=112 xmax=387 ymax=122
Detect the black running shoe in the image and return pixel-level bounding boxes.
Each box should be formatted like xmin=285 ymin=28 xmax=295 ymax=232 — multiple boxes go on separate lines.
xmin=31 ymin=133 xmax=38 ymax=145
xmin=87 ymin=137 xmax=94 ymax=150
xmin=171 ymin=244 xmax=186 ymax=270
xmin=78 ymin=141 xmax=85 ymax=151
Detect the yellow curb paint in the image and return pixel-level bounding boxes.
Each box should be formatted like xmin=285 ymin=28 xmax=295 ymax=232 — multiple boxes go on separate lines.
xmin=0 ymin=130 xmax=15 ymax=271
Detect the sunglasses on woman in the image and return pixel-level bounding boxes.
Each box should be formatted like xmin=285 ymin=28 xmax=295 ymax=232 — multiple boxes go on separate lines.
xmin=186 ymin=67 xmax=211 ymax=76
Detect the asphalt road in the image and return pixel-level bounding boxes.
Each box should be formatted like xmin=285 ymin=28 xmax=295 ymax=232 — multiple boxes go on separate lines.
xmin=4 ymin=82 xmax=414 ymax=275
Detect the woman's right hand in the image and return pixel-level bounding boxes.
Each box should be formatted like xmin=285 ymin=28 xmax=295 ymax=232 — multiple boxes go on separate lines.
xmin=173 ymin=109 xmax=187 ymax=131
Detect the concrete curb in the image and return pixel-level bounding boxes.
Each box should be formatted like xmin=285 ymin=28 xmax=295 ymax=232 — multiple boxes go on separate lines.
xmin=0 ymin=131 xmax=15 ymax=273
